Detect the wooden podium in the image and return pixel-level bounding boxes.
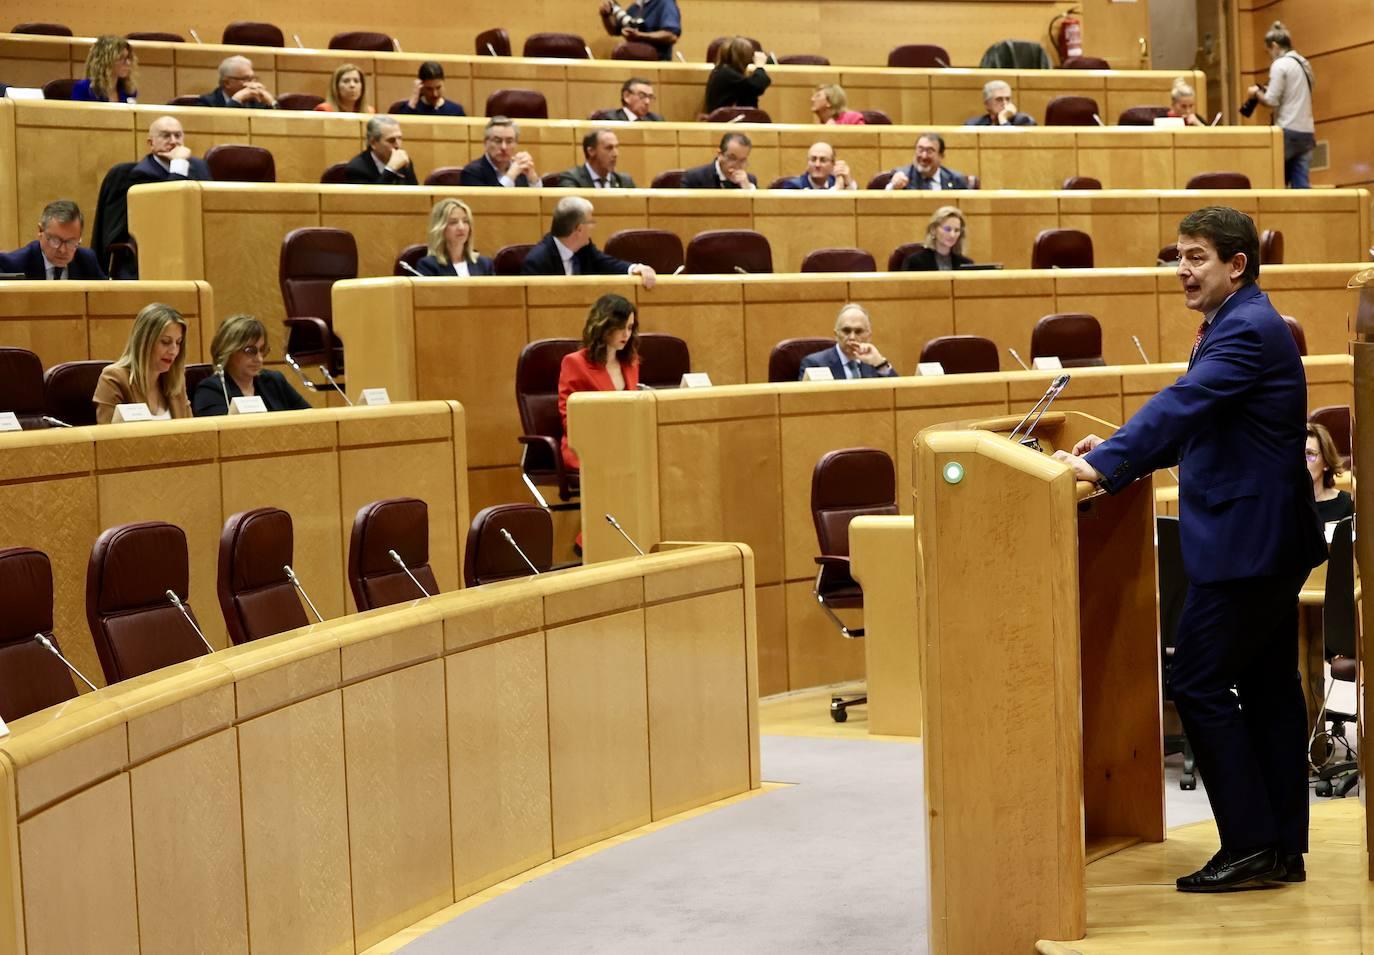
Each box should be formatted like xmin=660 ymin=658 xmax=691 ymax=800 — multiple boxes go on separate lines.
xmin=914 ymin=411 xmax=1164 ymax=954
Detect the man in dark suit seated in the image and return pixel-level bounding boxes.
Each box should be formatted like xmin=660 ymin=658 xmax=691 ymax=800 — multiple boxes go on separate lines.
xmin=0 ymin=199 xmax=107 ymax=279
xmin=129 ymin=116 xmax=212 ymax=184
xmin=394 ymin=61 xmax=467 ymax=117
xmin=778 ymin=141 xmax=857 ymax=191
xmin=798 ymin=304 xmax=898 ymax=379
xmin=344 ymin=116 xmax=419 ymax=185
xmin=556 ymin=129 xmax=637 ymax=188
xmin=460 ymin=117 xmax=542 ymax=187
xmin=965 ymin=80 xmax=1037 ymax=126
xmin=682 ymin=132 xmax=758 ymax=190
xmin=884 ymin=132 xmax=969 ymax=191
xmin=1055 ymin=206 xmax=1326 ymax=893
xmin=605 ymin=77 xmax=664 ymax=122
xmin=521 ymin=196 xmax=657 ymax=287
xmin=197 ymin=56 xmax=277 ymax=108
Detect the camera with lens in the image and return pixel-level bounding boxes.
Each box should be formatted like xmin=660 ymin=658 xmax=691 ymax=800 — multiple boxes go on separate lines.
xmin=606 ymin=1 xmax=646 ymax=31
xmin=1239 ymin=85 xmax=1266 ymax=118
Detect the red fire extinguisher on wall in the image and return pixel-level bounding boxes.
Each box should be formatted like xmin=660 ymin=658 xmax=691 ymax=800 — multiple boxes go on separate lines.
xmin=1050 ymin=9 xmax=1084 ymax=61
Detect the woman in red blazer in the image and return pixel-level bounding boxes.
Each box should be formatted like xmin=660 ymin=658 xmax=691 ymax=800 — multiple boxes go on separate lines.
xmin=558 ymin=293 xmax=641 ymax=471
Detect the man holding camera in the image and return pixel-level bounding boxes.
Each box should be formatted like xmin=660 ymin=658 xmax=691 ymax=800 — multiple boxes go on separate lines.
xmin=598 ymin=0 xmax=681 ymax=60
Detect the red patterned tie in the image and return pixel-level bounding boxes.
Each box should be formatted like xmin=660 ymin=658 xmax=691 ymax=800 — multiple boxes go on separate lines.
xmin=1189 ymin=320 xmax=1208 ymax=362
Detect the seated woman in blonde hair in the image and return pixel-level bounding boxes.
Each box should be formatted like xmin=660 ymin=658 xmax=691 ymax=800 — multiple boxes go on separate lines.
xmin=810 ymin=84 xmax=865 ymax=125
xmin=93 ymin=302 xmax=191 ymax=423
xmin=415 ymin=198 xmax=495 ymax=276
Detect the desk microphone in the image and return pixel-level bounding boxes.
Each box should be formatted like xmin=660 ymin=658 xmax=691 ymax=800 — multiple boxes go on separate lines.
xmin=605 ymin=513 xmax=645 ymax=555
xmin=293 ymin=33 xmax=305 ymax=49
xmin=1210 ymin=112 xmax=1223 ymax=126
xmin=33 ymin=634 xmax=98 ymax=692
xmin=388 ymin=550 xmax=433 ymax=598
xmin=486 ymin=42 xmax=500 ymax=56
xmin=1091 ymin=113 xmax=1105 ymax=126
xmin=398 ymin=260 xmax=424 ymax=278
xmin=672 ymin=265 xmax=685 ymax=275
xmin=1008 ymin=373 xmax=1071 ymax=445
xmin=1131 ymin=335 xmax=1151 ymax=363
xmin=584 ymin=45 xmax=596 ymax=59
xmin=166 ymin=590 xmax=216 ymax=654
xmin=674 ymin=51 xmax=686 ymax=63
xmin=1007 ymin=347 xmax=1030 ymax=371
xmin=934 ymin=57 xmax=951 ymax=68
xmin=499 ymin=529 xmax=542 ymax=575
xmin=319 ymin=366 xmax=354 ymax=406
xmin=733 ymin=265 xmax=749 ymax=274
xmin=283 ymin=565 xmax=325 ymax=623
xmin=284 ymin=353 xmax=320 ymax=392
xmin=42 ymin=415 xmax=73 ymax=428
xmin=214 ymin=362 xmax=232 ymax=411
xmin=188 ymin=28 xmax=203 ymax=43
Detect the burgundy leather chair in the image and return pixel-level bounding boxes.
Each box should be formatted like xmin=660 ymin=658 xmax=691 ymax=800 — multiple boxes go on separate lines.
xmin=348 ymin=498 xmax=440 ymax=611
xmin=0 ymin=547 xmax=79 ymax=721
xmin=184 ymin=363 xmax=214 ymax=397
xmin=423 ymin=166 xmax=464 ymax=186
xmin=463 ymin=504 xmax=554 ymax=587
xmin=887 ymin=44 xmax=949 ymax=67
xmin=650 ymin=169 xmax=685 ymax=188
xmin=684 ymin=230 xmax=773 ymax=274
xmin=205 ymin=144 xmax=276 ymax=182
xmin=475 ymin=28 xmax=512 ymax=56
xmin=612 ymin=42 xmax=660 ymax=61
xmin=1031 ymin=228 xmax=1094 ymax=269
xmin=1186 ymin=171 xmax=1252 ymax=189
xmin=778 ymin=53 xmax=830 ymax=65
xmin=222 ymin=21 xmax=285 ymax=47
xmin=768 ymin=337 xmax=833 ymax=382
xmin=1117 ymin=105 xmax=1171 ymax=126
xmin=395 ymin=243 xmax=427 ymax=276
xmin=867 ymin=170 xmax=896 ymax=191
xmin=218 ymin=508 xmax=309 ymax=645
xmin=1283 ymin=315 xmax=1307 ymax=356
xmin=886 ymin=242 xmax=923 ymax=272
xmin=44 ymin=359 xmax=110 ymax=427
xmin=1260 ymin=229 xmax=1285 ymax=265
xmin=801 ymin=248 xmax=876 ymax=273
xmin=515 ymin=339 xmax=582 ymax=507
xmin=277 ymin=92 xmax=325 ymax=111
xmin=811 ymin=447 xmax=898 ymax=721
xmin=540 ymin=171 xmax=564 ymax=188
xmin=1030 ymin=313 xmax=1106 ymax=367
xmin=1044 ymin=96 xmax=1101 ymax=126
xmin=1061 ymin=55 xmax=1110 ymax=69
xmin=126 ymin=31 xmax=184 ymax=42
xmin=704 ymin=106 xmax=771 ymax=124
xmin=637 ymin=333 xmax=691 ymax=389
xmin=859 ymin=110 xmax=892 ymax=125
xmin=485 ymin=89 xmax=548 ymax=119
xmin=1157 ymin=243 xmax=1180 ymax=265
xmin=1063 ymin=176 xmax=1103 ymax=190
xmin=919 ymin=335 xmax=1000 ymax=374
xmin=705 ymin=36 xmax=761 ymax=63
xmin=279 ymin=227 xmax=356 ymax=377
xmin=0 ymin=348 xmax=48 ymax=429
xmin=605 ymin=229 xmax=684 ymax=274
xmin=329 ymin=32 xmax=395 ymax=52
xmin=1310 ymin=406 xmax=1353 ymax=468
xmin=86 ymin=521 xmax=210 ymax=684
xmin=523 ymin=33 xmax=590 ymax=58
xmin=320 ymin=162 xmax=351 ymax=184
xmin=13 ymin=22 xmax=72 ymax=36
xmin=42 ymin=78 xmax=76 ymax=100
xmin=589 ymin=108 xmax=623 ymax=121
xmin=493 ymin=244 xmax=535 ymax=276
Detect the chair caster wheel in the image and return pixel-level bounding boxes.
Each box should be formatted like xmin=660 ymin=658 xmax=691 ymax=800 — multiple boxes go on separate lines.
xmin=830 ymin=707 xmax=847 ymax=723
xmin=1316 ymin=779 xmax=1333 ymax=797
xmin=1180 ymin=775 xmax=1196 ymax=791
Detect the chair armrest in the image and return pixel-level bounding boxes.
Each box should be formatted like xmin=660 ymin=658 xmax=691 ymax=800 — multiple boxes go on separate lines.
xmin=814 ymin=555 xmax=851 ymax=570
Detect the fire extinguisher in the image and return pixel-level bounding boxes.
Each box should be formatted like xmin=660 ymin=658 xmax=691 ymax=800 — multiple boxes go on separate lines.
xmin=1050 ymin=9 xmax=1084 ymax=62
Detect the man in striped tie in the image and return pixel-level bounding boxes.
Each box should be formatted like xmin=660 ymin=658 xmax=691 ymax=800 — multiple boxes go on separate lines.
xmin=556 ymin=130 xmax=638 ymax=189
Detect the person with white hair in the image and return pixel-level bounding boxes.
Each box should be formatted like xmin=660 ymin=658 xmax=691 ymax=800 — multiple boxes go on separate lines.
xmin=964 ymin=80 xmax=1035 ymax=126
xmin=520 ymin=196 xmax=657 ymax=288
xmin=197 ymin=55 xmax=277 ymax=108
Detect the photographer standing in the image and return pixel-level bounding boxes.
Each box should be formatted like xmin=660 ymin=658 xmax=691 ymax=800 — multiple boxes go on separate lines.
xmin=1246 ymin=21 xmax=1315 ymax=188
xmin=598 ymin=0 xmax=681 ymax=61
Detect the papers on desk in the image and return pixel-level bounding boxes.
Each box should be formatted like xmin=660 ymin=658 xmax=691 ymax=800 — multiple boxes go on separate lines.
xmin=1325 ymin=521 xmax=1357 ymax=544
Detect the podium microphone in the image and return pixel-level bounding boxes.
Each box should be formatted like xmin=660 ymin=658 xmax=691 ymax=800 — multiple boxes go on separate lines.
xmin=499 ymin=529 xmax=542 ymax=575
xmin=1008 ymin=373 xmax=1071 ymax=445
xmin=398 ymin=260 xmax=424 ymax=278
xmin=284 ymin=353 xmax=320 ymax=393
xmin=166 ymin=590 xmax=216 ymax=654
xmin=1131 ymin=335 xmax=1151 ymax=363
xmin=214 ymin=362 xmax=232 ymax=411
xmin=1007 ymin=347 xmax=1030 ymax=371
xmin=319 ymin=366 xmax=354 ymax=406
xmin=42 ymin=415 xmax=73 ymax=428
xmin=604 ymin=513 xmax=645 ymax=556
xmin=388 ymin=550 xmax=433 ymax=598
xmin=33 ymin=634 xmax=98 ymax=692
xmin=284 ymin=565 xmax=325 ymax=623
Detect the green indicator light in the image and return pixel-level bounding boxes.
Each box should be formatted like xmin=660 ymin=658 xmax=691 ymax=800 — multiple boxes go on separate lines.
xmin=942 ymin=461 xmax=964 ymax=484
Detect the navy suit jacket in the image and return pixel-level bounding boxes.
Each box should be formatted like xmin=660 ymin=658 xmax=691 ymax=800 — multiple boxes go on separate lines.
xmin=414 ymin=254 xmax=495 ymax=276
xmin=0 ymin=241 xmax=107 ymax=280
xmin=129 ymin=153 xmax=212 ymax=184
xmin=196 ymin=88 xmax=274 ymax=109
xmin=460 ymin=156 xmax=534 ymax=187
xmin=344 ymin=149 xmax=419 ymax=185
xmin=797 ymin=346 xmax=896 ymax=380
xmin=779 ymin=172 xmax=837 ymax=190
xmin=890 ymin=164 xmax=969 ymax=191
xmin=681 ymin=162 xmax=758 ymax=189
xmin=1084 ymin=282 xmax=1326 ymax=585
xmin=520 ymin=234 xmax=632 ymax=277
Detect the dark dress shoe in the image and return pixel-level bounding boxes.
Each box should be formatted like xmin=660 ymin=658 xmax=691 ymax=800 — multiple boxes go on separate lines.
xmin=1176 ymin=847 xmax=1284 ymax=892
xmin=1278 ymin=853 xmax=1306 ymax=883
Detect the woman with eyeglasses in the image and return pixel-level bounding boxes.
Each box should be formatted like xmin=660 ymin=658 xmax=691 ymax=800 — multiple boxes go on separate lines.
xmin=72 ymin=35 xmax=138 ymax=103
xmin=901 ymin=206 xmax=975 ymax=271
xmin=1305 ymin=422 xmax=1353 ymax=524
xmin=192 ymin=314 xmax=311 ymax=415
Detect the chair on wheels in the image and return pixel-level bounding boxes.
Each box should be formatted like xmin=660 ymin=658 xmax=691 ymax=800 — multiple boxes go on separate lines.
xmin=919 ymin=335 xmax=999 ymax=374
xmin=0 ymin=547 xmax=80 ymax=720
xmin=463 ymin=504 xmax=554 ymax=587
xmin=1030 ymin=313 xmax=1105 ymax=367
xmin=348 ymin=498 xmax=440 ymax=611
xmin=279 ymin=227 xmax=355 ymax=380
xmin=217 ymin=507 xmax=310 ymax=645
xmin=1156 ymin=516 xmax=1197 ymax=789
xmin=811 ymin=448 xmax=899 ymax=722
xmin=768 ymin=338 xmax=832 ymax=382
xmin=1313 ymin=517 xmax=1358 ymax=797
xmin=515 ymin=339 xmax=582 ymax=508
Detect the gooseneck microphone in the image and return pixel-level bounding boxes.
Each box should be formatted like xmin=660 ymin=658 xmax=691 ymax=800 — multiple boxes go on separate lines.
xmin=1008 ymin=373 xmax=1071 ymax=445
xmin=398 ymin=260 xmax=424 ymax=278
xmin=284 ymin=353 xmax=320 ymax=392
xmin=1131 ymin=335 xmax=1151 ymax=363
xmin=499 ymin=529 xmax=542 ymax=575
xmin=33 ymin=634 xmax=98 ymax=692
xmin=42 ymin=415 xmax=73 ymax=428
xmin=284 ymin=565 xmax=325 ymax=623
xmin=319 ymin=366 xmax=354 ymax=406
xmin=388 ymin=550 xmax=433 ymax=598
xmin=166 ymin=590 xmax=216 ymax=654
xmin=1007 ymin=347 xmax=1030 ymax=371
xmin=214 ymin=362 xmax=232 ymax=411
xmin=604 ymin=513 xmax=645 ymax=556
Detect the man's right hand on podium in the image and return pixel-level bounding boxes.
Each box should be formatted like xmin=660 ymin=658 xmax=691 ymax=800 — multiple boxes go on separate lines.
xmin=1071 ymin=434 xmax=1105 ymax=456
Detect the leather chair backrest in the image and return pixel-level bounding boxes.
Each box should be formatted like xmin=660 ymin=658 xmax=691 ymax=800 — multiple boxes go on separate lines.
xmin=44 ymin=359 xmax=110 ymax=427
xmin=589 ymin=108 xmax=623 ymax=120
xmin=1044 ymin=95 xmax=1101 ymax=126
xmin=475 ymin=28 xmax=512 ymax=56
xmin=604 ymin=229 xmax=684 ymax=274
xmin=205 ymin=144 xmax=276 ymax=183
xmin=637 ymin=333 xmax=691 ymax=388
xmin=493 ymin=243 xmax=535 ymax=276
xmin=705 ymin=36 xmax=762 ymax=63
xmin=1062 ymin=55 xmax=1110 ymax=69
xmin=704 ymin=106 xmax=771 ymax=124
xmin=85 ymin=521 xmax=209 ymax=684
xmin=778 ymin=54 xmax=830 ymax=66
xmin=0 ymin=347 xmax=48 ymax=429
xmin=0 ymin=547 xmax=78 ymax=721
xmin=811 ymin=448 xmax=898 ymax=557
xmin=168 ymin=95 xmax=201 ymax=107
xmin=523 ymin=33 xmax=590 ymax=59
xmin=222 ymin=21 xmax=285 ymax=46
xmin=684 ymin=229 xmax=773 ymax=274
xmin=612 ymin=41 xmax=661 ymax=60
xmin=485 ymin=89 xmax=548 ymax=119
xmin=1030 ymin=313 xmax=1105 ymax=367
xmin=1117 ymin=105 xmax=1170 ymax=126
xmin=516 ymin=339 xmax=581 ymax=437
xmin=320 ymin=162 xmax=350 ymax=184
xmin=920 ymin=335 xmax=1000 ymax=374
xmin=184 ymin=363 xmax=214 ymax=397
xmin=1309 ymin=405 xmax=1352 ymax=464
xmin=1260 ymin=229 xmax=1284 ymax=265
xmin=768 ymin=337 xmax=833 ymax=383
xmin=1282 ymin=315 xmax=1307 ymax=356
xmin=801 ymin=248 xmax=876 ymax=273
xmin=329 ymin=31 xmax=394 ymax=52
xmin=868 ymin=170 xmax=896 ymax=190
xmin=463 ymin=504 xmax=553 ymax=587
xmin=1063 ymin=176 xmax=1103 ymax=190
xmin=1156 ymin=243 xmax=1180 ymax=265
xmin=278 ymin=92 xmax=325 ymax=110
xmin=423 ymin=166 xmax=464 ymax=186
xmin=886 ymin=241 xmax=923 ymax=272
xmin=14 ymin=22 xmax=72 ymax=36
xmin=650 ymin=169 xmax=685 ymax=188
xmin=540 ymin=171 xmax=564 ymax=188
xmin=279 ymin=228 xmax=357 ymax=320
xmin=127 ymin=31 xmax=184 ymax=42
xmin=348 ymin=498 xmax=440 ymax=611
xmin=1031 ymin=228 xmax=1094 ymax=269
xmin=1185 ymin=171 xmax=1251 ymax=189
xmin=218 ymin=507 xmax=308 ymax=645
xmin=42 ymin=78 xmax=76 ymax=100
xmin=395 ymin=243 xmax=428 ymax=275
xmin=859 ymin=109 xmax=892 ymax=125
xmin=887 ymin=44 xmax=949 ymax=67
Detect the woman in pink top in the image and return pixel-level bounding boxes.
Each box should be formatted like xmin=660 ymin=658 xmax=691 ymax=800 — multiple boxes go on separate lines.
xmin=811 ymin=84 xmax=866 ymax=125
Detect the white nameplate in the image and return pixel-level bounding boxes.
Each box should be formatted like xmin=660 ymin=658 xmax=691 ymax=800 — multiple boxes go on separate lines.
xmin=0 ymin=412 xmax=20 ymax=432
xmin=1152 ymin=116 xmax=1185 ymax=128
xmin=916 ymin=362 xmax=945 ymax=376
xmin=112 ymin=402 xmax=153 ymax=423
xmin=360 ymin=388 xmax=391 ymax=406
xmin=1032 ymin=356 xmax=1063 ymax=371
xmin=6 ymin=87 xmax=44 ymax=101
xmin=0 ymin=714 xmax=8 ymax=738
xmin=229 ymin=395 xmax=268 ymax=415
xmin=680 ymin=372 xmax=713 ymax=388
xmin=801 ymin=366 xmax=835 ymax=382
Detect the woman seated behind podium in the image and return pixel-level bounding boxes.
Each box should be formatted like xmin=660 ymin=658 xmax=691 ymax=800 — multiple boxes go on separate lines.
xmin=93 ymin=303 xmax=191 ymax=423
xmin=71 ymin=35 xmax=138 ymax=103
xmin=902 ymin=206 xmax=975 ymax=271
xmin=414 ymin=198 xmax=494 ymax=276
xmin=313 ymin=63 xmax=374 ymax=114
xmin=1307 ymin=421 xmax=1353 ymax=524
xmin=193 ymin=314 xmax=311 ymax=416
xmin=558 ymin=293 xmax=640 ymax=471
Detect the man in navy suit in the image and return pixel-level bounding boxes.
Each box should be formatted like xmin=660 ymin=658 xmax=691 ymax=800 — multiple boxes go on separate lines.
xmin=556 ymin=129 xmax=637 ymax=188
xmin=129 ymin=116 xmax=212 ymax=185
xmin=0 ymin=199 xmax=107 ymax=279
xmin=344 ymin=117 xmax=419 ymax=185
xmin=884 ymin=133 xmax=968 ymax=191
xmin=604 ymin=77 xmax=664 ymax=122
xmin=1056 ymin=206 xmax=1326 ymax=892
xmin=797 ymin=304 xmax=898 ymax=379
xmin=779 ymin=142 xmax=857 ymax=191
xmin=197 ymin=56 xmax=277 ymax=108
xmin=460 ymin=117 xmax=542 ymax=187
xmin=521 ymin=196 xmax=656 ymax=287
xmin=682 ymin=132 xmax=758 ymax=189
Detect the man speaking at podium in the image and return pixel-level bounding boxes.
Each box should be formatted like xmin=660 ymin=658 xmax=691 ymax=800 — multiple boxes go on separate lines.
xmin=1054 ymin=206 xmax=1326 ymax=892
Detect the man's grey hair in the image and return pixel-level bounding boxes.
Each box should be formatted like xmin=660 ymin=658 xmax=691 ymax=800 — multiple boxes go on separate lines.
xmin=982 ymin=79 xmax=1012 ymax=101
xmin=834 ymin=302 xmax=871 ymax=330
xmin=551 ymin=196 xmax=594 ymax=238
xmin=484 ymin=115 xmax=518 ymax=139
xmin=39 ymin=199 xmax=83 ymax=230
xmin=366 ymin=115 xmax=400 ymax=143
xmin=218 ymin=55 xmax=252 ymax=84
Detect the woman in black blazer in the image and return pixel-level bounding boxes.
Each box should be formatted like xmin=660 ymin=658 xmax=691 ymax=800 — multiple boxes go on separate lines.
xmin=902 ymin=205 xmax=975 ymax=271
xmin=192 ymin=314 xmax=312 ymax=415
xmin=704 ymin=36 xmax=771 ymax=113
xmin=414 ymin=198 xmax=495 ymax=276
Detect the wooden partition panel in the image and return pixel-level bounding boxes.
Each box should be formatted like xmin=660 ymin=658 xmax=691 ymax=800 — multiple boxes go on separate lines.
xmin=0 ymin=402 xmax=468 ymax=687
xmin=0 ymin=543 xmax=759 ymax=954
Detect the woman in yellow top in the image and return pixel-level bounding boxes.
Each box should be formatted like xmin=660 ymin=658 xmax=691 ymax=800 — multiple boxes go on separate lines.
xmin=93 ymin=302 xmax=192 ymax=423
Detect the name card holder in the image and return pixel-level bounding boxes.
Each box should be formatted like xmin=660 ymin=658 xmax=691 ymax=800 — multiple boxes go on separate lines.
xmin=360 ymin=388 xmax=391 ymax=406
xmin=801 ymin=367 xmax=835 ymax=382
xmin=680 ymin=372 xmax=713 ymax=388
xmin=112 ymin=403 xmax=153 ymax=423
xmin=916 ymin=362 xmax=945 ymax=376
xmin=0 ymin=412 xmax=20 ymax=432
xmin=229 ymin=395 xmax=268 ymax=415
xmin=1032 ymin=356 xmax=1063 ymax=371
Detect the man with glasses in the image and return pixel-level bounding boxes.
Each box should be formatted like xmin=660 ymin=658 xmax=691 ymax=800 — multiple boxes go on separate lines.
xmin=797 ymin=303 xmax=897 ymax=379
xmin=609 ymin=78 xmax=663 ymax=121
xmin=130 ymin=116 xmax=212 ymax=184
xmin=460 ymin=116 xmax=542 ymax=187
xmin=0 ymin=199 xmax=106 ymax=279
xmin=521 ymin=196 xmax=657 ymax=288
xmin=885 ymin=132 xmax=968 ymax=191
xmin=198 ymin=55 xmax=278 ymax=108
xmin=682 ymin=131 xmax=758 ymax=189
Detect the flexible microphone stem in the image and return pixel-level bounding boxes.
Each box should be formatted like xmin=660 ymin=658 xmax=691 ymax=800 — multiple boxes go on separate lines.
xmin=1131 ymin=335 xmax=1151 ymax=363
xmin=1019 ymin=376 xmax=1071 ymax=445
xmin=214 ymin=362 xmax=232 ymax=412
xmin=1007 ymin=347 xmax=1030 ymax=371
xmin=166 ymin=590 xmax=215 ymax=655
xmin=388 ymin=550 xmax=433 ymax=598
xmin=499 ymin=529 xmax=542 ymax=575
xmin=284 ymin=565 xmax=325 ymax=623
xmin=42 ymin=415 xmax=73 ymax=428
xmin=283 ymin=353 xmax=320 ymax=392
xmin=604 ymin=513 xmax=645 ymax=556
xmin=33 ymin=634 xmax=98 ymax=691
xmin=188 ymin=28 xmax=202 ymax=43
xmin=398 ymin=260 xmax=423 ymax=278
xmin=1008 ymin=374 xmax=1070 ymax=444
xmin=319 ymin=366 xmax=354 ymax=406
xmin=486 ymin=43 xmax=498 ymax=56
